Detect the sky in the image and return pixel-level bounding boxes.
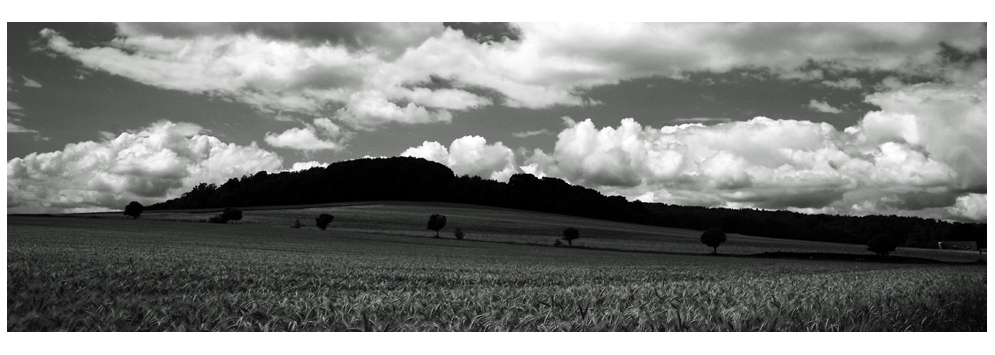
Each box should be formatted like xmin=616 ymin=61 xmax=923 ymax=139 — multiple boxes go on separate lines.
xmin=5 ymin=20 xmax=988 ymax=223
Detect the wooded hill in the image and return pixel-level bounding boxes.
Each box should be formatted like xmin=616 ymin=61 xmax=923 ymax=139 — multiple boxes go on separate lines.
xmin=149 ymin=156 xmax=986 ymax=249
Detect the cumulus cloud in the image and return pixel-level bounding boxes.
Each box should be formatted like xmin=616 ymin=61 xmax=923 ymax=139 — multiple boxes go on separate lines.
xmin=35 ymin=23 xmax=983 ymax=133
xmin=822 ymin=77 xmax=862 ymax=90
xmin=264 ymin=118 xmax=348 ymax=152
xmin=671 ymin=117 xmax=733 ymax=124
xmin=520 ymin=71 xmax=985 ymax=222
xmin=807 ymin=99 xmax=843 ymax=114
xmin=37 ymin=26 xmax=484 ymax=134
xmin=401 ymin=136 xmax=519 ymax=182
xmin=284 ymin=161 xmax=329 ymax=172
xmin=947 ymin=194 xmax=986 ymax=222
xmin=512 ymin=129 xmax=551 ymax=138
xmin=115 ymin=23 xmax=444 ymax=60
xmin=7 ymin=120 xmax=283 ymax=213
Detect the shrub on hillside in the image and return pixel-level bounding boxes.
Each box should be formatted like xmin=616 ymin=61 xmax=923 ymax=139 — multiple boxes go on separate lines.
xmin=427 ymin=214 xmax=447 ymax=238
xmin=208 ymin=208 xmax=243 ymax=224
xmin=562 ymin=228 xmax=579 ymax=247
xmin=867 ymin=234 xmax=898 ymax=256
xmin=316 ymin=214 xmax=334 ymax=230
xmin=221 ymin=208 xmax=243 ymax=223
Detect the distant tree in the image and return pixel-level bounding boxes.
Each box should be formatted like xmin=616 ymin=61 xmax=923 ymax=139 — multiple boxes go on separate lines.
xmin=867 ymin=234 xmax=898 ymax=256
xmin=700 ymin=228 xmax=727 ymax=255
xmin=208 ymin=208 xmax=243 ymax=224
xmin=427 ymin=214 xmax=447 ymax=238
xmin=453 ymin=227 xmax=465 ymax=240
xmin=562 ymin=227 xmax=579 ymax=247
xmin=221 ymin=208 xmax=243 ymax=223
xmin=976 ymin=225 xmax=987 ymax=258
xmin=291 ymin=218 xmax=302 ymax=229
xmin=316 ymin=214 xmax=334 ymax=230
xmin=124 ymin=201 xmax=144 ymax=219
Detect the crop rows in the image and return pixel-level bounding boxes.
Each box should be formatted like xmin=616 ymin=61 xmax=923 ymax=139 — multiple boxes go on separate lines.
xmin=7 ymin=216 xmax=986 ymax=331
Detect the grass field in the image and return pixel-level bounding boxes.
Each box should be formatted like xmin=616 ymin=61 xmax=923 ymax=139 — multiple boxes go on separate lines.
xmin=109 ymin=202 xmax=984 ymax=262
xmin=7 ymin=202 xmax=987 ymax=331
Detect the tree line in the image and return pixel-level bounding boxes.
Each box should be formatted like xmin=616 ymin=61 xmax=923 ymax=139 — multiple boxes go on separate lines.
xmin=147 ymin=157 xmax=986 ymax=250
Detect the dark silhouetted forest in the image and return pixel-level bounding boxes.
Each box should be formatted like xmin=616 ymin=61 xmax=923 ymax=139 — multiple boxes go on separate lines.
xmin=149 ymin=157 xmax=986 ymax=250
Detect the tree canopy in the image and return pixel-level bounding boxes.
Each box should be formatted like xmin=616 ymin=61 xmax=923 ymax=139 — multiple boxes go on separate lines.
xmin=562 ymin=227 xmax=579 ymax=247
xmin=316 ymin=214 xmax=334 ymax=230
xmin=147 ymin=157 xmax=985 ymax=250
xmin=701 ymin=228 xmax=727 ymax=255
xmin=867 ymin=234 xmax=898 ymax=256
xmin=124 ymin=201 xmax=143 ymax=219
xmin=427 ymin=214 xmax=447 ymax=238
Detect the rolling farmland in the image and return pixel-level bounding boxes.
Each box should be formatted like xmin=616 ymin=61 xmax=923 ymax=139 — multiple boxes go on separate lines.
xmin=7 ymin=203 xmax=987 ymax=331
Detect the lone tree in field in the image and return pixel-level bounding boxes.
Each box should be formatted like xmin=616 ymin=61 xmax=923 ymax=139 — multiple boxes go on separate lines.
xmin=124 ymin=201 xmax=143 ymax=219
xmin=210 ymin=208 xmax=243 ymax=224
xmin=427 ymin=214 xmax=447 ymax=238
xmin=700 ymin=228 xmax=727 ymax=255
xmin=867 ymin=234 xmax=898 ymax=256
xmin=562 ymin=227 xmax=579 ymax=247
xmin=316 ymin=214 xmax=334 ymax=230
xmin=221 ymin=208 xmax=243 ymax=223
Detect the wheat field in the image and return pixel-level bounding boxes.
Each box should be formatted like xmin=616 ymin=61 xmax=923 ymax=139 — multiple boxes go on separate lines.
xmin=7 ymin=204 xmax=986 ymax=331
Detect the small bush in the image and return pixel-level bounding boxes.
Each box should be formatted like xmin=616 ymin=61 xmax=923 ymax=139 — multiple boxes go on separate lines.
xmin=867 ymin=234 xmax=898 ymax=256
xmin=453 ymin=228 xmax=465 ymax=240
xmin=208 ymin=208 xmax=243 ymax=224
xmin=316 ymin=214 xmax=334 ymax=230
xmin=562 ymin=228 xmax=579 ymax=247
xmin=291 ymin=219 xmax=302 ymax=229
xmin=221 ymin=208 xmax=243 ymax=223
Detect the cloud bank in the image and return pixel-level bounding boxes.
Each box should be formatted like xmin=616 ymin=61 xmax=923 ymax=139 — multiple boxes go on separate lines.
xmin=7 ymin=121 xmax=283 ymax=213
xmin=807 ymin=99 xmax=843 ymax=114
xmin=264 ymin=118 xmax=349 ymax=152
xmin=401 ymin=136 xmax=519 ymax=182
xmin=402 ymin=73 xmax=986 ymax=222
xmin=36 ymin=23 xmax=984 ymax=140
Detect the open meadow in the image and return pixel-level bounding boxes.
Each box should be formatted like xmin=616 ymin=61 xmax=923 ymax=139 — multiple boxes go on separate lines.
xmin=7 ymin=202 xmax=986 ymax=331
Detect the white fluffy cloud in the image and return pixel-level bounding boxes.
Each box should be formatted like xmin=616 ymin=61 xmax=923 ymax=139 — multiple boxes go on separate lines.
xmin=822 ymin=77 xmax=862 ymax=90
xmin=520 ymin=73 xmax=986 ymax=222
xmin=284 ymin=161 xmax=329 ymax=172
xmin=401 ymin=136 xmax=519 ymax=182
xmin=36 ymin=23 xmax=984 ymax=131
xmin=7 ymin=120 xmax=283 ymax=213
xmin=264 ymin=118 xmax=348 ymax=152
xmin=807 ymin=99 xmax=843 ymax=114
xmin=512 ymin=129 xmax=551 ymax=138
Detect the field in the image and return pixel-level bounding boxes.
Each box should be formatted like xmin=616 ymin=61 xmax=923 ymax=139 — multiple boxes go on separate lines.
xmin=7 ymin=202 xmax=987 ymax=331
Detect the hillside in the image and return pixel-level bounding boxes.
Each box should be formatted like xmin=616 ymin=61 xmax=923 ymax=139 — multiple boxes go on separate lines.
xmin=149 ymin=157 xmax=986 ymax=249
